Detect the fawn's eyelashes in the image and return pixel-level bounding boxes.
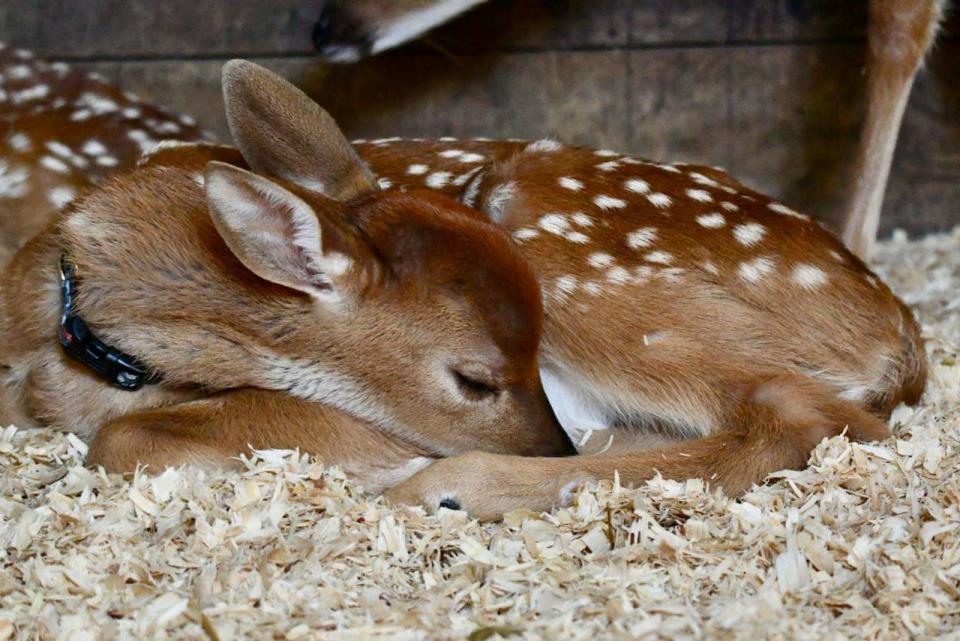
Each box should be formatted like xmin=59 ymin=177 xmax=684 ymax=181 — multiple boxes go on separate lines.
xmin=449 ymin=364 xmax=502 ymax=402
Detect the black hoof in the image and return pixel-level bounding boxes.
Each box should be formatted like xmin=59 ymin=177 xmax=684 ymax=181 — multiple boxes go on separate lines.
xmin=438 ymin=498 xmax=461 ymax=511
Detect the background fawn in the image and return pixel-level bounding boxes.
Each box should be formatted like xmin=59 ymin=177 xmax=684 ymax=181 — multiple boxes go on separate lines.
xmin=0 ymin=52 xmax=926 ymax=519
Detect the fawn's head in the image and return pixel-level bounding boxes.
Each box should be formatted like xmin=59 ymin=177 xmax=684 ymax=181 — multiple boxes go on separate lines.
xmin=60 ymin=60 xmax=572 ymax=458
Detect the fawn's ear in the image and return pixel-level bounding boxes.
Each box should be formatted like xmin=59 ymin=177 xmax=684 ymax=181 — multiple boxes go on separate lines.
xmin=205 ymin=161 xmax=375 ymax=302
xmin=221 ymin=59 xmax=377 ymax=202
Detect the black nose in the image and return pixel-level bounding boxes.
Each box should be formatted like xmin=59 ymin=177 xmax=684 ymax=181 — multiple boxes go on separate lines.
xmin=312 ymin=1 xmax=372 ymax=60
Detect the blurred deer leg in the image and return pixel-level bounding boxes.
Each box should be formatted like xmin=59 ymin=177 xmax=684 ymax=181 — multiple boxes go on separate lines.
xmin=842 ymin=0 xmax=948 ymax=258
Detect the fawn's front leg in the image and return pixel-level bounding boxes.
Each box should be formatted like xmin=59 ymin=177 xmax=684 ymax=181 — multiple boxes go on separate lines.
xmin=387 ymin=375 xmax=890 ymax=521
xmin=87 ymin=388 xmax=434 ymax=492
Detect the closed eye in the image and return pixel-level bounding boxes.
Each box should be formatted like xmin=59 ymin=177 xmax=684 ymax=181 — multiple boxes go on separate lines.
xmin=452 ymin=369 xmax=501 ymax=402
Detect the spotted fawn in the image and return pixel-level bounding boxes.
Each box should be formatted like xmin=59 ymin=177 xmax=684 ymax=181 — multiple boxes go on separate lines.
xmin=0 ymin=56 xmax=927 ymax=519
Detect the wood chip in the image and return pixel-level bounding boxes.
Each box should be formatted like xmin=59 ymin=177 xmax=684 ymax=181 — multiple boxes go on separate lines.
xmin=2 ymin=228 xmax=959 ymax=638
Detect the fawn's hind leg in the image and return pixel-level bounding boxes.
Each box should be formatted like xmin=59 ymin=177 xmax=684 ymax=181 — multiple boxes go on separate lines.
xmin=387 ymin=374 xmax=890 ymax=521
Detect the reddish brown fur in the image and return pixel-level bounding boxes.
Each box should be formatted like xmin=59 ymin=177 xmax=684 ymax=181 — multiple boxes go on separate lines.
xmin=1 ymin=57 xmax=928 ymax=520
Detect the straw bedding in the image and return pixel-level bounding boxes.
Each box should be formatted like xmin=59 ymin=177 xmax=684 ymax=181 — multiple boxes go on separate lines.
xmin=1 ymin=228 xmax=958 ymax=641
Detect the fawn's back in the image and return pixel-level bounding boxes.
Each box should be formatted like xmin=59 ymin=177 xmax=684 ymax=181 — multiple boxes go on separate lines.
xmin=350 ymin=136 xmax=926 ymax=438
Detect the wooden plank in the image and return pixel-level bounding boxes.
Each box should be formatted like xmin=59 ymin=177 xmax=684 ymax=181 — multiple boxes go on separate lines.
xmin=69 ymin=44 xmax=959 ymax=236
xmin=9 ymin=0 xmax=957 ymax=60
xmin=0 ymin=0 xmax=323 ymax=58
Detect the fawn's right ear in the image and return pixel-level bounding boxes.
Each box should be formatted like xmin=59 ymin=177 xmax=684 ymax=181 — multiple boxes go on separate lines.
xmin=221 ymin=59 xmax=377 ymax=202
xmin=205 ymin=161 xmax=377 ymax=304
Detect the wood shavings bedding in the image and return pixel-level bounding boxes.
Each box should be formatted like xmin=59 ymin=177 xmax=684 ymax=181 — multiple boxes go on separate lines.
xmin=1 ymin=228 xmax=959 ymax=641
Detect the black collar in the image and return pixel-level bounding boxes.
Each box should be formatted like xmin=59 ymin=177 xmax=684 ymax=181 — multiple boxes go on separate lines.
xmin=59 ymin=257 xmax=162 ymax=391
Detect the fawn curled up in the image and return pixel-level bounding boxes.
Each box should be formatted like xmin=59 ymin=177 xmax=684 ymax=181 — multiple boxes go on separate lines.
xmin=0 ymin=54 xmax=926 ymax=520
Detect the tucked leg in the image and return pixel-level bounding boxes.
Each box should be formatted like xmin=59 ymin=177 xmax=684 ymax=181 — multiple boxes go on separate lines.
xmin=87 ymin=388 xmax=433 ymax=492
xmin=388 ymin=375 xmax=890 ymax=520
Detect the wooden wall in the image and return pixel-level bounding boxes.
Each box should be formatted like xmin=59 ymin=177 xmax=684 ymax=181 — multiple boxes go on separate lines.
xmin=2 ymin=1 xmax=958 ymax=236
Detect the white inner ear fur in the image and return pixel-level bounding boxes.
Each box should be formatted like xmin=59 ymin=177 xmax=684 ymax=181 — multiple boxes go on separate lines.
xmin=206 ymin=169 xmax=353 ymax=302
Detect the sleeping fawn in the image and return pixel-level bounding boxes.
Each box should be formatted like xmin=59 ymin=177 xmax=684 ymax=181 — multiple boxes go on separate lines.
xmin=0 ymin=54 xmax=926 ymax=519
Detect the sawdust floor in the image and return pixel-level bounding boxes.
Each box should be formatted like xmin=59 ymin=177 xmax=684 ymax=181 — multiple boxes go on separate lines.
xmin=1 ymin=229 xmax=959 ymax=641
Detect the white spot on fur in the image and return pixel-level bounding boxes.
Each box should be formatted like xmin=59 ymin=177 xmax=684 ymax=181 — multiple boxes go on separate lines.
xmin=647 ymin=193 xmax=671 ymax=209
xmin=539 ymin=213 xmax=568 ymax=235
xmin=588 ymin=252 xmax=614 ymax=268
xmin=689 ymin=172 xmax=720 ymax=187
xmin=572 ymin=212 xmax=593 ymax=227
xmin=438 ymin=149 xmax=464 ymax=158
xmin=624 ymin=179 xmax=650 ymax=194
xmin=720 ymin=201 xmax=739 ymax=212
xmin=96 ymin=155 xmax=118 ymax=167
xmin=525 ymin=139 xmax=562 ymax=153
xmin=425 ymin=171 xmax=452 ymax=189
xmin=686 ymin=188 xmax=713 ymax=203
xmin=44 ymin=140 xmax=73 ymax=158
xmin=626 ymin=227 xmax=657 ymax=249
xmin=738 ymin=256 xmax=775 ymax=283
xmin=40 ymin=156 xmax=70 ymax=174
xmin=594 ymin=149 xmax=618 ymax=157
xmin=828 ymin=250 xmax=845 ymax=263
xmin=75 ymin=92 xmax=118 ymax=115
xmin=645 ymin=251 xmax=673 ymax=265
xmin=607 ymin=266 xmax=630 ymax=283
xmin=0 ymin=160 xmax=29 ymax=198
xmin=47 ymin=187 xmax=76 ymax=208
xmin=513 ymin=228 xmax=539 ymax=241
xmin=596 ymin=160 xmax=620 ymax=172
xmin=594 ymin=195 xmax=626 ymax=210
xmin=566 ymin=231 xmax=590 ymax=244
xmin=792 ymin=263 xmax=828 ymax=289
xmin=559 ymin=176 xmax=584 ymax=191
xmin=768 ymin=202 xmax=808 ymax=220
xmin=11 ymin=84 xmax=49 ymax=103
xmin=458 ymin=152 xmax=485 ymax=163
xmin=654 ymin=163 xmax=682 ymax=174
xmin=7 ymin=132 xmax=31 ymax=152
xmin=82 ymin=139 xmax=107 ymax=156
xmin=377 ymin=177 xmax=393 ymax=190
xmin=733 ymin=223 xmax=766 ymax=246
xmin=406 ymin=164 xmax=428 ymax=175
xmin=696 ymin=213 xmax=726 ymax=228
xmin=7 ymin=64 xmax=32 ymax=80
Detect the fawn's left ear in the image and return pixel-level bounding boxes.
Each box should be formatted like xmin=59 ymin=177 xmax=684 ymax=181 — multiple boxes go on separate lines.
xmin=205 ymin=161 xmax=378 ymax=303
xmin=221 ymin=59 xmax=377 ymax=202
